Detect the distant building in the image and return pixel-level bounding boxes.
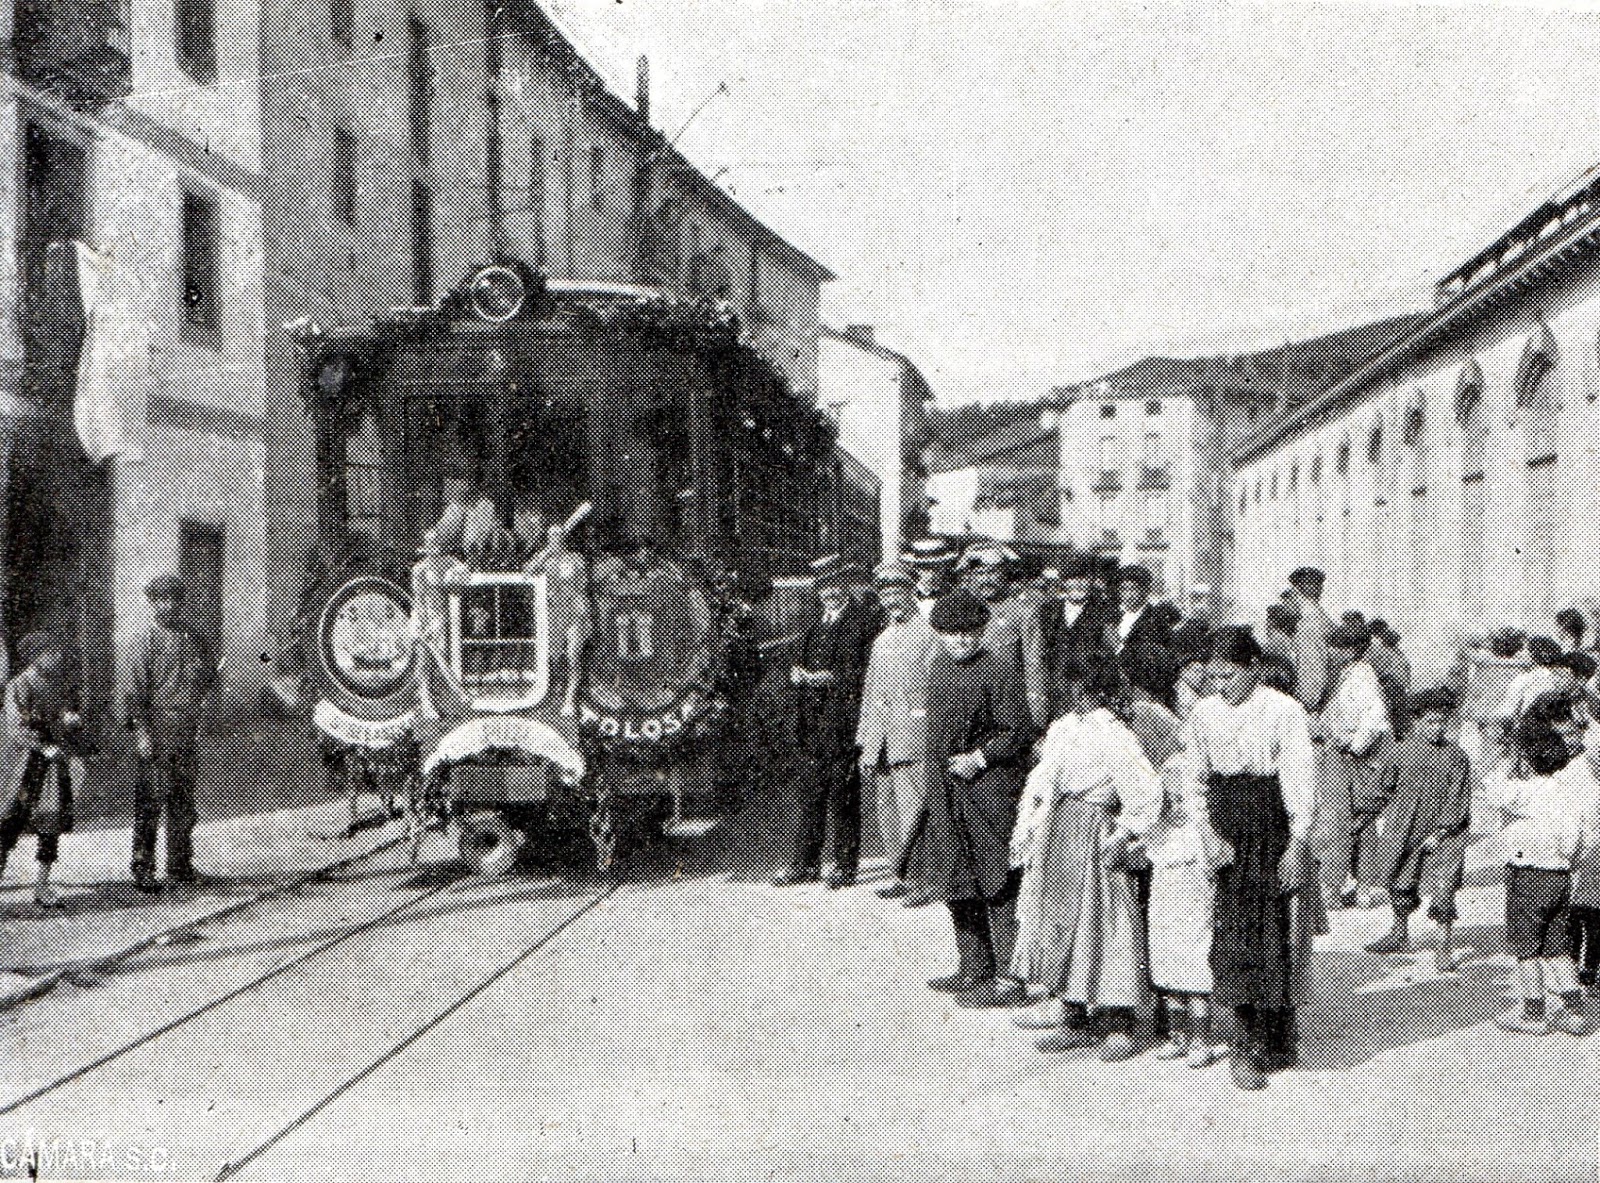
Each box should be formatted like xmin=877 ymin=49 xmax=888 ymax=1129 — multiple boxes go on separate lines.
xmin=819 ymin=325 xmax=932 ymax=559
xmin=925 ymin=418 xmax=1066 ymax=549
xmin=1232 ymin=170 xmax=1600 ymax=680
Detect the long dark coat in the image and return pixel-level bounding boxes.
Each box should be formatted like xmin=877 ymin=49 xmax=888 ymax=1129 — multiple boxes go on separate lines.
xmin=1025 ymin=593 xmax=1120 ymax=725
xmin=900 ymin=643 xmax=1035 ymax=902
xmin=792 ymin=598 xmax=880 ymax=755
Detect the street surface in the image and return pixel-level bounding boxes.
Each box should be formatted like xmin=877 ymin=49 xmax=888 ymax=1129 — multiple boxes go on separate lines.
xmin=3 ymin=783 xmax=1597 ymax=1183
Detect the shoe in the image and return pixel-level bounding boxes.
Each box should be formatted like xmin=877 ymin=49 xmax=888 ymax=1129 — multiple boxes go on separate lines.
xmin=956 ymin=978 xmax=1028 ymax=1009
xmin=1548 ymin=1007 xmax=1590 ymax=1036
xmin=824 ymin=868 xmax=856 ymax=890
xmin=1495 ymin=1008 xmax=1551 ymax=1035
xmin=772 ymin=868 xmax=821 ymax=887
xmin=1365 ymin=928 xmax=1411 ymax=955
xmin=1012 ymin=999 xmax=1065 ymax=1030
xmin=1261 ymin=1045 xmax=1299 ymax=1073
xmin=1035 ymin=1028 xmax=1099 ymax=1052
xmin=133 ymin=874 xmax=162 ymax=894
xmin=1098 ymin=1033 xmax=1137 ymax=1062
xmin=1229 ymin=1047 xmax=1268 ymax=1090
xmin=928 ymin=972 xmax=979 ymax=994
xmin=1152 ymin=1037 xmax=1190 ymax=1061
xmin=1187 ymin=1042 xmax=1228 ymax=1069
xmin=902 ymin=887 xmax=939 ymax=908
xmin=876 ymin=881 xmax=908 ymax=899
xmin=32 ymin=886 xmax=63 ymax=909
xmin=1435 ymin=947 xmax=1460 ymax=975
xmin=168 ymin=869 xmax=206 ymax=887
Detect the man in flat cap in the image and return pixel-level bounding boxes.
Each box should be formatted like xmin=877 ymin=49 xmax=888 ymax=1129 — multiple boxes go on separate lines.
xmin=856 ymin=563 xmax=939 ymax=899
xmin=1313 ymin=620 xmax=1392 ymax=910
xmin=775 ymin=557 xmax=881 ymax=888
xmin=127 ymin=574 xmax=218 ymax=891
xmin=1023 ymin=552 xmax=1120 ymax=727
xmin=1285 ymin=567 xmax=1336 ymax=713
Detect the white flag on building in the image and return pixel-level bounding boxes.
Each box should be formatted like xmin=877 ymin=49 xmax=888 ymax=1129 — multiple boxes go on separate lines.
xmin=73 ymin=240 xmax=149 ymax=464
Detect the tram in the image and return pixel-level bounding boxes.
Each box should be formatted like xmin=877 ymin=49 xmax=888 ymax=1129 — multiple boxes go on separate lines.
xmin=285 ymin=259 xmax=877 ymax=872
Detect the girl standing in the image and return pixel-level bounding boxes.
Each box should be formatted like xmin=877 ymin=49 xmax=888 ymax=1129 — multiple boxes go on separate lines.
xmin=0 ymin=633 xmax=80 ymax=908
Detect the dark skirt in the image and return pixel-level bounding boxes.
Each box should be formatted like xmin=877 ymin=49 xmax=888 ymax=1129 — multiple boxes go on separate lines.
xmin=1207 ymin=772 xmax=1294 ymax=1010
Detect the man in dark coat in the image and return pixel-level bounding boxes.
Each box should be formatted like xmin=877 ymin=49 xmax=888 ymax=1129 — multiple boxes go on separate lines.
xmin=128 ymin=574 xmax=218 ymax=891
xmin=903 ymin=589 xmax=1036 ymax=1008
xmin=774 ymin=558 xmax=881 ymax=888
xmin=1023 ymin=552 xmax=1120 ymax=727
xmin=1115 ymin=564 xmax=1178 ymax=707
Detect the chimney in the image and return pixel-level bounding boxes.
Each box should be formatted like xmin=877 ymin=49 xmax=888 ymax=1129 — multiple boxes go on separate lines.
xmin=636 ymin=55 xmax=650 ymax=126
xmin=844 ymin=324 xmax=875 ymax=348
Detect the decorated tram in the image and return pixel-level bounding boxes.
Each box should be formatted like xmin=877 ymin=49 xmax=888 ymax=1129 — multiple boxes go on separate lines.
xmin=281 ymin=259 xmax=878 ymax=872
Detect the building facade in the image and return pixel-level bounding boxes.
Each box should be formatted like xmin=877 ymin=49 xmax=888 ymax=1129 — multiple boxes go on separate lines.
xmin=819 ymin=324 xmax=932 ymax=560
xmin=0 ymin=0 xmax=268 ymax=756
xmin=1231 ymin=175 xmax=1600 ymax=681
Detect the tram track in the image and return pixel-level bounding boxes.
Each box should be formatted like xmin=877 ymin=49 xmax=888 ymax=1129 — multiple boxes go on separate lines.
xmin=213 ymin=881 xmax=618 ymax=1181
xmin=0 ymin=853 xmax=458 ymax=1118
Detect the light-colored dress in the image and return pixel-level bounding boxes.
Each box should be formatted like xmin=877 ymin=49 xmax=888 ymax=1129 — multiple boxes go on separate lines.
xmin=1144 ymin=749 xmax=1218 ymax=995
xmin=1009 ymin=708 xmax=1162 ymax=1009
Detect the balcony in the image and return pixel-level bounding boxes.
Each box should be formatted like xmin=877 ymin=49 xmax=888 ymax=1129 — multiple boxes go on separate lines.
xmin=12 ymin=0 xmax=133 ymax=107
xmin=1136 ymin=464 xmax=1172 ymax=492
xmin=1090 ymin=469 xmax=1123 ymax=496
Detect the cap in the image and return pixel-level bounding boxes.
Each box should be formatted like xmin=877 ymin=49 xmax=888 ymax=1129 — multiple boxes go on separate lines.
xmin=957 ymin=543 xmax=1013 ymax=572
xmin=928 ymin=589 xmax=991 ymax=634
xmin=144 ymin=574 xmax=186 ymax=600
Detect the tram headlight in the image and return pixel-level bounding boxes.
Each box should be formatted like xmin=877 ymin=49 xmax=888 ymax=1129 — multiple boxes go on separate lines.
xmin=469 ymin=264 xmax=527 ymax=323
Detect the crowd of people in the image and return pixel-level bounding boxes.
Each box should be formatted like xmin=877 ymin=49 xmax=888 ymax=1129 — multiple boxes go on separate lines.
xmin=771 ymin=545 xmax=1600 ymax=1090
xmin=0 ymin=575 xmax=217 ymax=904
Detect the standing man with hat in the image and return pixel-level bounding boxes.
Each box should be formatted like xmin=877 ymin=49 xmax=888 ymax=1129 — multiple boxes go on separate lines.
xmin=774 ymin=556 xmax=881 ymax=888
xmin=1023 ymin=552 xmax=1120 ymax=727
xmin=904 ymin=538 xmax=959 ymax=609
xmin=856 ymin=563 xmax=939 ymax=899
xmin=127 ymin=574 xmax=218 ymax=891
xmin=1115 ymin=564 xmax=1179 ymax=707
xmin=959 ymin=543 xmax=1033 ymax=669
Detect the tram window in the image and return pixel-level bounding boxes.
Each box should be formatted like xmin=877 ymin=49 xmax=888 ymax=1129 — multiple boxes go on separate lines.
xmin=457 ymin=584 xmax=541 ymax=688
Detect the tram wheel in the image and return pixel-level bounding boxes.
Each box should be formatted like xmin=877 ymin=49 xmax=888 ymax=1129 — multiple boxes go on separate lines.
xmin=457 ymin=811 xmax=525 ymax=876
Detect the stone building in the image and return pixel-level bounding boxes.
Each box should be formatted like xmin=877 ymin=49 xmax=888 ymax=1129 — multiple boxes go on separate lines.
xmin=1231 ymin=173 xmax=1600 ymax=680
xmin=0 ymin=0 xmax=268 ymax=751
xmin=819 ymin=324 xmax=932 ymax=560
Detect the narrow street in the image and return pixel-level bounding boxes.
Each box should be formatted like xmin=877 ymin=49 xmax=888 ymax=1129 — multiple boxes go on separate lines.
xmin=4 ymin=782 xmax=1596 ymax=1183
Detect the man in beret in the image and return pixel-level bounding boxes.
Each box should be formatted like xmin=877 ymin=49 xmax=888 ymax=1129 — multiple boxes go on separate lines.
xmin=1312 ymin=621 xmax=1392 ymax=910
xmin=775 ymin=559 xmax=881 ymax=889
xmin=903 ymin=589 xmax=1035 ymax=1007
xmin=1022 ymin=552 xmax=1120 ymax=727
xmin=127 ymin=574 xmax=218 ymax=891
xmin=1285 ymin=567 xmax=1336 ymax=713
xmin=856 ymin=563 xmax=939 ymax=899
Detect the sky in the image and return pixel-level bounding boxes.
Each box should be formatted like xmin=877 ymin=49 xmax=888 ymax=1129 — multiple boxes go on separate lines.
xmin=546 ymin=0 xmax=1600 ymax=404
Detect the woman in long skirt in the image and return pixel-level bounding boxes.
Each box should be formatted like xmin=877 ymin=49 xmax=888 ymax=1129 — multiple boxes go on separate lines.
xmin=1183 ymin=627 xmax=1317 ymax=1090
xmin=0 ymin=632 xmax=79 ymax=908
xmin=1009 ymin=692 xmax=1163 ymax=1062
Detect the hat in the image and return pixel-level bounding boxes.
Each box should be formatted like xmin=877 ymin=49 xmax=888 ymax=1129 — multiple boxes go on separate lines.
xmin=958 ymin=543 xmax=1013 ymax=572
xmin=144 ymin=573 xmax=186 ymax=600
xmin=1060 ymin=552 xmax=1096 ymax=580
xmin=1118 ymin=564 xmax=1154 ymax=589
xmin=928 ymin=589 xmax=991 ymax=634
xmin=1172 ymin=620 xmax=1212 ymax=666
xmin=1562 ymin=650 xmax=1598 ymax=680
xmin=1265 ymin=602 xmax=1300 ymax=632
xmin=904 ymin=538 xmax=958 ymax=569
xmin=1406 ymin=686 xmax=1459 ymax=717
xmin=1527 ymin=635 xmax=1564 ymax=667
xmin=872 ymin=562 xmax=914 ymax=589
xmin=1287 ymin=567 xmax=1326 ymax=593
